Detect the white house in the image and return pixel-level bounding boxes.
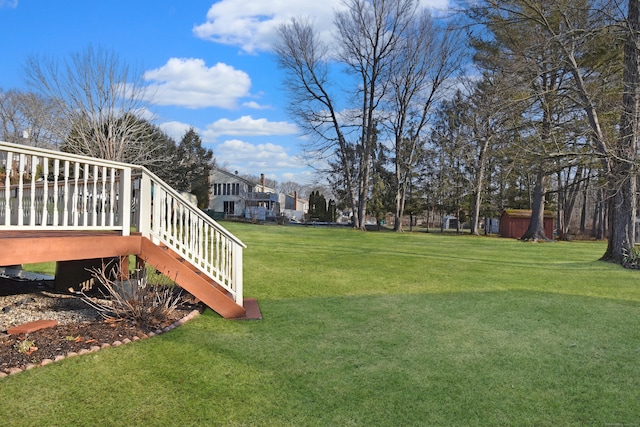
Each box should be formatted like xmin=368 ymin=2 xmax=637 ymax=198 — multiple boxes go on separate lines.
xmin=209 ymin=168 xmax=307 ymax=221
xmin=208 ymin=168 xmax=255 ymax=218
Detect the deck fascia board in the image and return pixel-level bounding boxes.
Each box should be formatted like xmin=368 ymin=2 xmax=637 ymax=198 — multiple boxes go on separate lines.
xmin=0 ymin=231 xmax=143 ymax=265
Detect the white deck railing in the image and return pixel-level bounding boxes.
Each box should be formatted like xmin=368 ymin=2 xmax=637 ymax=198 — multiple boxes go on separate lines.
xmin=0 ymin=141 xmax=131 ymax=232
xmin=0 ymin=141 xmax=245 ymax=304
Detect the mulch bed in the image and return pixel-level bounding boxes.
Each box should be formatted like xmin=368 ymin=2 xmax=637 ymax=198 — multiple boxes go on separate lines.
xmin=0 ymin=279 xmax=203 ymax=376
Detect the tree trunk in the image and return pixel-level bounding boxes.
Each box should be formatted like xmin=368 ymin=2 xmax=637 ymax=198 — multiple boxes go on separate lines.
xmin=357 ymin=161 xmax=371 ymax=231
xmin=603 ymin=169 xmax=636 ymax=262
xmin=579 ymin=174 xmax=589 ymax=235
xmin=470 ymin=138 xmax=490 ymax=236
xmin=393 ymin=179 xmax=406 ymax=232
xmin=557 ymin=166 xmax=583 ymax=241
xmin=593 ymin=187 xmax=607 ymax=240
xmin=521 ymin=170 xmax=551 ymax=241
xmin=602 ymin=0 xmax=640 ymax=262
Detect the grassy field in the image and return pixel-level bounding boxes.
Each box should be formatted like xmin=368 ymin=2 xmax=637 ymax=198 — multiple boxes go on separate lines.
xmin=3 ymin=224 xmax=640 ymax=426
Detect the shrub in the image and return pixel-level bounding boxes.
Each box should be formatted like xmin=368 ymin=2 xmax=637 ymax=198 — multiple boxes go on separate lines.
xmin=622 ymin=246 xmax=640 ymax=269
xmin=80 ymin=260 xmax=183 ymax=328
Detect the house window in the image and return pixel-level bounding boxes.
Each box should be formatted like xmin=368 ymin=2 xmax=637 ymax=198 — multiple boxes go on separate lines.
xmin=214 ymin=182 xmax=240 ymax=196
xmin=223 ymin=201 xmax=235 ymax=215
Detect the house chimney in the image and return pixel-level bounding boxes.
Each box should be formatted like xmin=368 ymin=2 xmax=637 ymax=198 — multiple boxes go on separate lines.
xmin=294 ymin=191 xmax=297 ymax=210
xmin=260 ymin=173 xmax=265 ymax=191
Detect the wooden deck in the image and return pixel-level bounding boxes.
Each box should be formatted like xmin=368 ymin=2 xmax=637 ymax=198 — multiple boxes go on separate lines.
xmin=0 ymin=141 xmax=247 ymax=319
xmin=0 ymin=230 xmax=247 ymax=319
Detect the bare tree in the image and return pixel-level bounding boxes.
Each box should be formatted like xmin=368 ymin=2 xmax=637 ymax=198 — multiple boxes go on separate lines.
xmin=276 ymin=0 xmax=424 ymax=230
xmin=275 ymin=17 xmax=359 ymax=225
xmin=0 ymin=89 xmax=62 ymax=148
xmin=335 ymin=0 xmax=415 ymax=230
xmin=463 ymin=75 xmax=522 ymax=235
xmin=385 ymin=10 xmax=465 ymax=231
xmin=23 ymin=46 xmax=163 ymax=166
xmin=278 ymin=181 xmax=308 ymax=199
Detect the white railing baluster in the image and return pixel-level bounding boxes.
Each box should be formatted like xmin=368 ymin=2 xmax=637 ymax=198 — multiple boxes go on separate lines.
xmin=196 ymin=216 xmax=203 ymax=265
xmin=41 ymin=157 xmax=49 ymax=226
xmin=171 ymin=195 xmax=177 ymax=245
xmin=100 ymin=166 xmax=107 ymax=226
xmin=158 ymin=188 xmax=164 ymax=240
xmin=73 ymin=162 xmax=80 ymax=226
xmin=17 ymin=154 xmax=25 ymax=226
xmin=81 ymin=162 xmax=88 ymax=226
xmin=53 ymin=159 xmax=59 ymax=226
xmin=4 ymin=152 xmax=11 ymax=226
xmin=29 ymin=155 xmax=37 ymax=226
xmin=63 ymin=161 xmax=70 ymax=226
xmin=91 ymin=164 xmax=98 ymax=226
xmin=215 ymin=230 xmax=221 ymax=275
xmin=108 ymin=168 xmax=116 ymax=227
xmin=203 ymin=222 xmax=209 ymax=270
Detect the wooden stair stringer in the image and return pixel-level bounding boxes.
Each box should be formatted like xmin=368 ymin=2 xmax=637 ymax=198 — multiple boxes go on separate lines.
xmin=139 ymin=237 xmax=246 ymax=319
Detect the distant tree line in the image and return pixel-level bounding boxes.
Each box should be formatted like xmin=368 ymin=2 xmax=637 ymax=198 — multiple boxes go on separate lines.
xmin=276 ymin=0 xmax=640 ymax=266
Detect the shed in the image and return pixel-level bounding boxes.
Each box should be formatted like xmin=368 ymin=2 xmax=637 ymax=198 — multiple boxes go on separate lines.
xmin=500 ymin=209 xmax=554 ymax=239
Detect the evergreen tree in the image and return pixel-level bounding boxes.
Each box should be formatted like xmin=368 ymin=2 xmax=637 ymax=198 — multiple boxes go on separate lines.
xmin=174 ymin=128 xmax=214 ymax=209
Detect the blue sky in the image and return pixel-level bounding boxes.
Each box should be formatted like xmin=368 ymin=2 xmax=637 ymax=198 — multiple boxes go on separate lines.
xmin=0 ymin=0 xmax=449 ymax=186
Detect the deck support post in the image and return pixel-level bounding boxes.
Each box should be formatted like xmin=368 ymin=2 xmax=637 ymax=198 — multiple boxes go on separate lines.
xmin=118 ymin=256 xmax=130 ymax=281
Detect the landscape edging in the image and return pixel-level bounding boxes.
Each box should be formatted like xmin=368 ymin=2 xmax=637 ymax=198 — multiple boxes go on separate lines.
xmin=0 ymin=309 xmax=201 ymax=378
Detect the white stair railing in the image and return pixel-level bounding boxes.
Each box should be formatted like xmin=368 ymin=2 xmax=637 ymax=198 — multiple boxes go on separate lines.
xmin=134 ymin=168 xmax=246 ymax=304
xmin=0 ymin=141 xmax=245 ymax=305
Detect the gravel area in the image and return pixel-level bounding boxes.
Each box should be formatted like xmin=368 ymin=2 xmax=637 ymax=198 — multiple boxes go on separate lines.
xmin=0 ymin=279 xmax=103 ymax=332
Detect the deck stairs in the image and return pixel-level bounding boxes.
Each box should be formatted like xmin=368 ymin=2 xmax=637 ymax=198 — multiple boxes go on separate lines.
xmin=0 ymin=141 xmax=247 ymax=319
xmin=139 ymin=239 xmax=244 ymax=319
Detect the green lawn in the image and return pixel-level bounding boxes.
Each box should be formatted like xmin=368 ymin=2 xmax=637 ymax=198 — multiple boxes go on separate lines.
xmin=3 ymin=224 xmax=640 ymax=426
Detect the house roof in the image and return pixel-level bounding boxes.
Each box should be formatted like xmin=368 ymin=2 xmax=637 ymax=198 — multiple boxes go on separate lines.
xmin=502 ymin=209 xmax=554 ymax=219
xmin=211 ymin=167 xmax=255 ymax=185
xmin=211 ymin=167 xmax=277 ymax=193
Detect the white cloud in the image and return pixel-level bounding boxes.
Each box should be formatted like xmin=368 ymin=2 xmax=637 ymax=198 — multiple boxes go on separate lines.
xmin=143 ymin=58 xmax=251 ymax=109
xmin=202 ymin=115 xmax=298 ymax=141
xmin=158 ymin=121 xmax=193 ymax=141
xmin=242 ymin=101 xmax=270 ymax=110
xmin=193 ymin=0 xmax=343 ymax=53
xmin=0 ymin=0 xmax=17 ymax=8
xmin=194 ymin=0 xmax=451 ymax=53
